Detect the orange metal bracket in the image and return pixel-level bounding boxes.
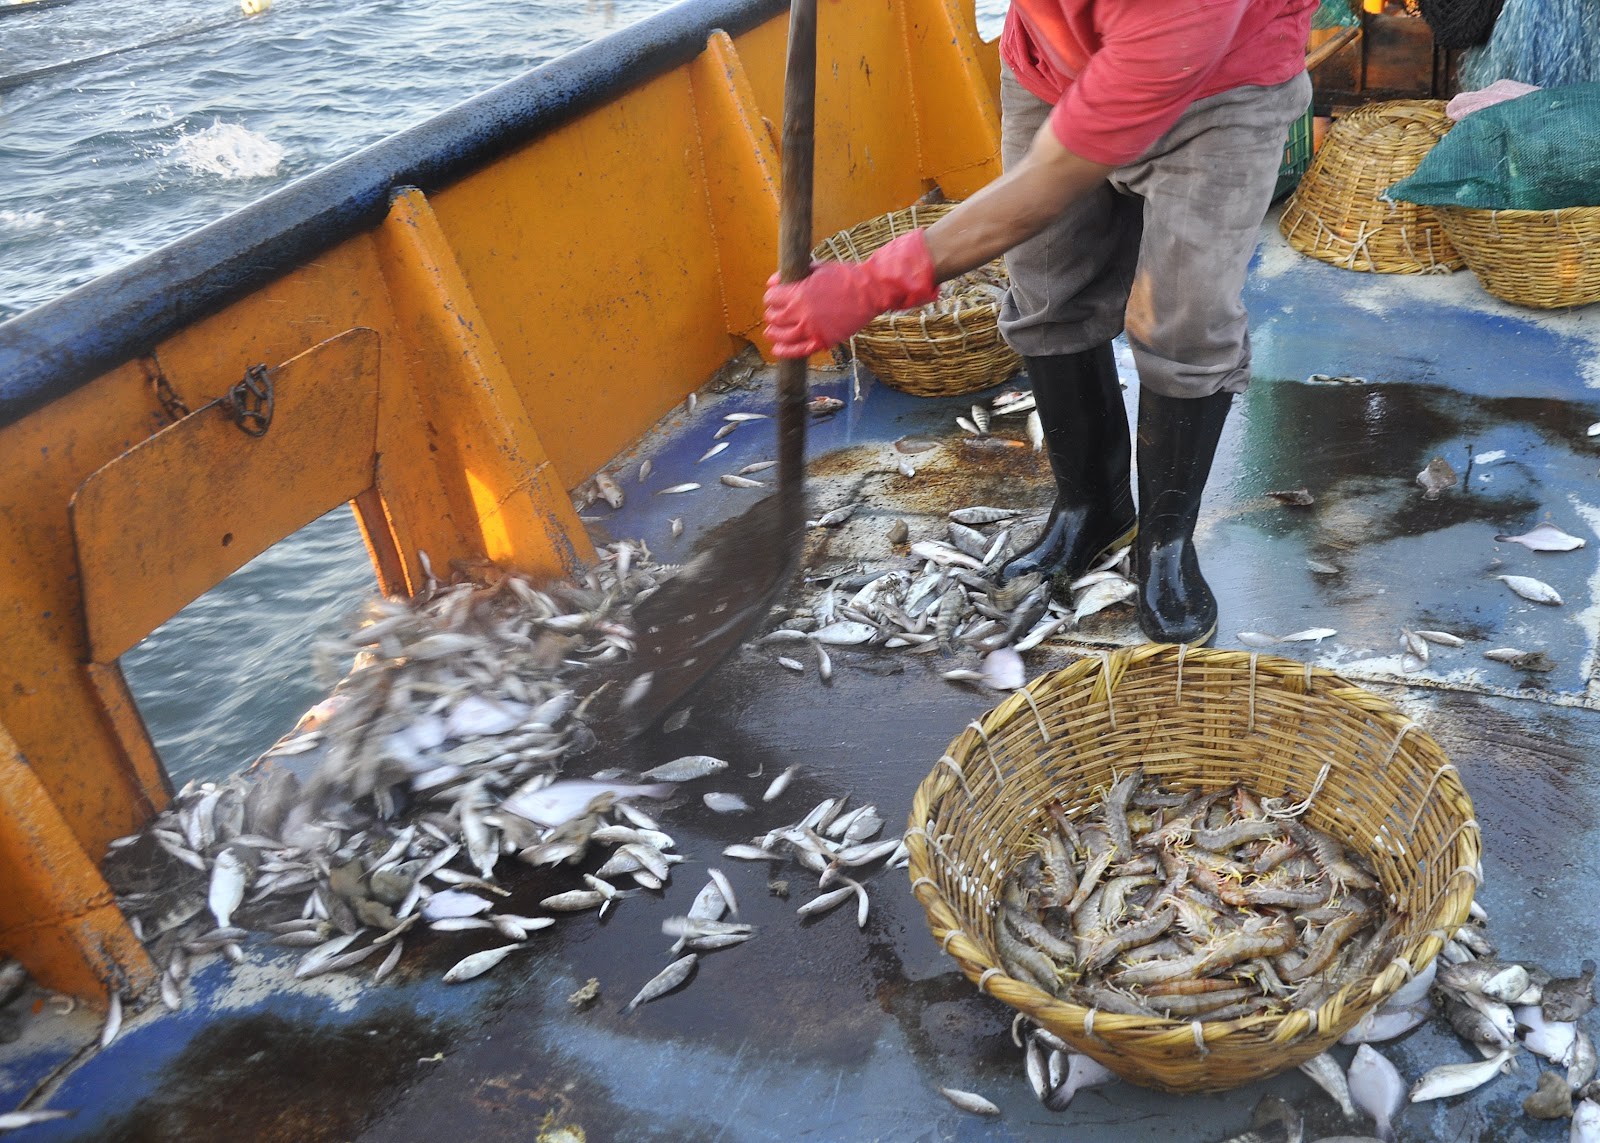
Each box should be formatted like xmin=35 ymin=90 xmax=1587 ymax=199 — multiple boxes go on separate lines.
xmin=0 ymin=721 xmax=155 ymax=1003
xmin=71 ymin=328 xmax=384 ymax=664
xmin=690 ymin=30 xmax=782 ymax=351
xmin=899 ymin=0 xmax=1003 ymax=200
xmin=374 ymin=188 xmax=595 ymax=578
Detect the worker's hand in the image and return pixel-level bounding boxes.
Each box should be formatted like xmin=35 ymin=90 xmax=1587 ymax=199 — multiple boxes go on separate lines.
xmin=763 ymin=230 xmax=939 ymax=358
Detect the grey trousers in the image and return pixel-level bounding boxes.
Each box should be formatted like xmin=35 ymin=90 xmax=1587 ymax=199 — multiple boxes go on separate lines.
xmin=998 ymin=68 xmax=1313 ymax=398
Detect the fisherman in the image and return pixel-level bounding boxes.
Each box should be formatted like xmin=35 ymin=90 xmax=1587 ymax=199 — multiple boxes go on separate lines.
xmin=764 ymin=0 xmax=1316 ymax=645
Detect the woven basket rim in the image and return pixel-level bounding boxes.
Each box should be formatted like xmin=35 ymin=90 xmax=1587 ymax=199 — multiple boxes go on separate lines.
xmin=814 ymin=202 xmax=1021 ymax=397
xmin=905 ymin=644 xmax=1480 ymax=1092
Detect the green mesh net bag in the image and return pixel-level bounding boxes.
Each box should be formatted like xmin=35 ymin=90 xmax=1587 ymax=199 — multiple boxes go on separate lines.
xmin=1387 ymin=84 xmax=1600 ymax=210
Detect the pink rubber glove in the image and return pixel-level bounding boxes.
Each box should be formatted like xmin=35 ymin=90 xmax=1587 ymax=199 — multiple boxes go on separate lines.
xmin=763 ymin=230 xmax=939 ymax=358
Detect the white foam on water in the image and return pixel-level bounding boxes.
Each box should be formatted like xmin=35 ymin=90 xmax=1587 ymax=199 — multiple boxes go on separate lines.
xmin=165 ymin=120 xmax=285 ymax=180
xmin=0 ymin=209 xmax=62 ymax=232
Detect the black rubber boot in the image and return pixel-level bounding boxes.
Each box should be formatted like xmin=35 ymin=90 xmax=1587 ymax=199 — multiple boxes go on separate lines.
xmin=999 ymin=344 xmax=1136 ymax=584
xmin=1133 ymin=387 xmax=1232 ymax=646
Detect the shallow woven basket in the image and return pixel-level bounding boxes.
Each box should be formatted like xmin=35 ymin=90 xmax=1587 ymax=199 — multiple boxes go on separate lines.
xmin=1434 ymin=205 xmax=1600 ymax=309
xmin=1279 ymin=100 xmax=1463 ymax=274
xmin=814 ymin=203 xmax=1021 ymax=398
xmin=906 ymin=644 xmax=1480 ymax=1094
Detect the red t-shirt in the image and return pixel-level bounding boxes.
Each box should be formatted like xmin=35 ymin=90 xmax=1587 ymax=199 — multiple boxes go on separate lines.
xmin=1000 ymin=0 xmax=1317 ymax=166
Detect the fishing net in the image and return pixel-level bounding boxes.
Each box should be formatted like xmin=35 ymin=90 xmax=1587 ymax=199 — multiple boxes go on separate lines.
xmin=1311 ymin=0 xmax=1360 ymax=29
xmin=1458 ymin=0 xmax=1600 ymax=89
xmin=1387 ymin=85 xmax=1600 ymax=210
xmin=1417 ymin=0 xmax=1504 ymax=50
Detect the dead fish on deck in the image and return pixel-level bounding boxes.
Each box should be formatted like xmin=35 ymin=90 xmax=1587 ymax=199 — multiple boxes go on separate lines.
xmin=1495 ymin=522 xmax=1586 ymax=552
xmin=1299 ymin=1052 xmax=1358 ymax=1119
xmin=442 ymin=944 xmax=529 ymax=983
xmin=808 ymin=504 xmax=858 ymax=528
xmin=1415 ymin=629 xmax=1465 ymax=648
xmin=594 ymin=471 xmax=625 ymax=508
xmin=0 ymin=1111 xmax=76 ymax=1130
xmin=949 ymin=506 xmax=1018 ymax=526
xmin=1416 ymin=457 xmax=1457 ymax=500
xmin=721 ymin=474 xmax=765 ymax=489
xmin=1268 ymin=488 xmax=1315 ymax=507
xmin=808 ymin=395 xmax=844 ymax=416
xmin=703 ymin=792 xmax=752 ymax=814
xmin=642 ymin=756 xmax=728 ymax=782
xmin=1408 ymin=1049 xmax=1513 ymax=1102
xmin=626 ymin=954 xmax=698 ymax=1010
xmin=502 ymin=780 xmax=675 ymax=826
xmin=1347 ymin=1045 xmax=1404 ymax=1142
xmin=1072 ymin=577 xmax=1136 ymax=624
xmin=938 ymin=1087 xmax=1000 ymax=1117
xmin=1495 ymin=574 xmax=1562 ymax=605
xmin=657 ymin=483 xmax=701 ymax=494
xmin=1278 ymin=627 xmax=1336 ymax=644
xmin=697 ymin=442 xmax=729 ymax=464
xmin=1483 ymin=648 xmax=1556 ymax=671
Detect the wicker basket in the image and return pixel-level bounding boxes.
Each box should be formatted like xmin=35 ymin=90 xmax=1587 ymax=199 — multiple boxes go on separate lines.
xmin=1279 ymin=100 xmax=1463 ymax=274
xmin=906 ymin=644 xmax=1480 ymax=1094
xmin=1434 ymin=205 xmax=1600 ymax=309
xmin=813 ymin=203 xmax=1021 ymax=398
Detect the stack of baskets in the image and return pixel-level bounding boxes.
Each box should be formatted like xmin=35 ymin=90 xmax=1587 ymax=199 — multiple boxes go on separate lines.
xmin=906 ymin=645 xmax=1480 ymax=1092
xmin=813 ymin=203 xmax=1021 ymax=398
xmin=1279 ymin=100 xmax=1463 ymax=274
xmin=1433 ymin=205 xmax=1600 ymax=308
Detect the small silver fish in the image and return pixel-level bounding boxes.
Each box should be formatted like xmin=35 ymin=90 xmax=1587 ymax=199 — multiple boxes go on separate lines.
xmin=938 ymin=1087 xmax=1000 ymax=1116
xmin=703 ymin=792 xmax=751 ymax=814
xmin=1496 ymin=574 xmax=1562 ymax=605
xmin=643 ymin=755 xmax=728 ymax=782
xmin=1415 ymin=629 xmax=1465 ymax=647
xmin=1279 ymin=627 xmax=1337 ymax=643
xmin=777 ymin=656 xmax=805 ymax=672
xmin=670 ymin=518 xmax=684 ymax=538
xmin=812 ymin=621 xmax=877 ymax=645
xmin=594 ymin=471 xmax=625 ymax=509
xmin=816 ymin=643 xmax=833 ymax=683
xmin=698 ymin=441 xmax=730 ymax=464
xmin=0 ymin=1112 xmax=75 ymax=1130
xmin=1348 ymin=1044 xmax=1404 ymax=1142
xmin=540 ymin=890 xmax=606 ymax=912
xmin=956 ymin=415 xmax=982 ymax=436
xmin=100 ymin=989 xmax=123 ymax=1049
xmin=970 ymin=404 xmax=991 ymax=434
xmin=724 ymin=412 xmax=768 ymax=422
xmin=1298 ymin=1052 xmax=1358 ymax=1119
xmin=1339 ymin=1001 xmax=1432 ymax=1044
xmin=1484 ymin=647 xmax=1557 ymax=671
xmin=1073 ymin=578 xmax=1136 ymax=624
xmin=1409 ymin=1049 xmax=1512 ymax=1102
xmin=657 ymin=483 xmax=701 ymax=495
xmin=948 ymin=506 xmax=1018 ymax=525
xmin=809 ymin=504 xmax=857 ymax=528
xmin=797 ymin=886 xmax=856 ymax=918
xmin=739 ymin=461 xmax=776 ymax=476
xmin=1495 ymin=522 xmax=1586 ymax=552
xmin=442 ymin=944 xmax=527 ymax=983
xmin=638 ymin=459 xmax=652 ymax=482
xmin=721 ymin=474 xmax=765 ymax=488
xmin=1026 ymin=411 xmax=1044 ymax=452
xmin=763 ymin=765 xmax=799 ymax=801
xmin=626 ymin=954 xmax=698 ymax=1010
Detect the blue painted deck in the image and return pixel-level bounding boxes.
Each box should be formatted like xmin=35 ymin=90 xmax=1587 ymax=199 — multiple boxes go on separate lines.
xmin=3 ymin=212 xmax=1599 ymax=1141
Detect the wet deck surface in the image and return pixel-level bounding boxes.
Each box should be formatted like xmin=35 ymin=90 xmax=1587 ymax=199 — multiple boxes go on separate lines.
xmin=5 ymin=218 xmax=1600 ymax=1141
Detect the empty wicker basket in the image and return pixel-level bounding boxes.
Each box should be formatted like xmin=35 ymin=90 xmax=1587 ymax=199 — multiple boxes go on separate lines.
xmin=1280 ymin=100 xmax=1463 ymax=274
xmin=813 ymin=203 xmax=1021 ymax=398
xmin=1434 ymin=205 xmax=1600 ymax=309
xmin=906 ymin=644 xmax=1479 ymax=1094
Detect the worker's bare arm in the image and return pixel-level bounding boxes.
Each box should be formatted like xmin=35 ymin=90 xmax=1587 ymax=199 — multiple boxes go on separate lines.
xmin=921 ymin=119 xmax=1113 ymax=282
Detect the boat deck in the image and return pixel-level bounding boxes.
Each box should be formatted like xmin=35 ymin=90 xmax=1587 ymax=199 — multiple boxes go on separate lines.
xmin=3 ymin=214 xmax=1599 ymax=1141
